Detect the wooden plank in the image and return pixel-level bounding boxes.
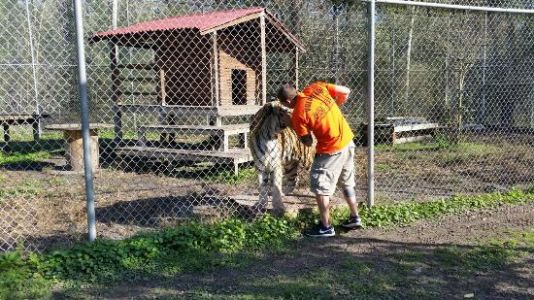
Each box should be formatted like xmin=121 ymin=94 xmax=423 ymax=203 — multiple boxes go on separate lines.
xmin=0 ymin=115 xmax=34 ymax=122
xmin=217 ymin=105 xmax=261 ymax=117
xmin=393 ymin=135 xmax=432 ymax=145
xmin=119 ymin=76 xmax=157 ymax=82
xmin=117 ymin=63 xmax=156 ymax=70
xmin=45 ymin=123 xmax=114 ymax=131
xmin=123 ymin=91 xmax=159 ymax=97
xmin=394 ymin=123 xmax=440 ymax=133
xmin=200 ymin=13 xmax=263 ymax=35
xmin=116 ymin=104 xmax=261 ymax=118
xmin=116 ymin=146 xmax=253 ymax=164
xmin=139 ymin=123 xmax=249 ymax=135
xmin=260 ymin=13 xmax=267 ymax=105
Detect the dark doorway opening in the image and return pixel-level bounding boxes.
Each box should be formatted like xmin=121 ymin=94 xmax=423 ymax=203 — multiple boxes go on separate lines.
xmin=231 ymin=69 xmax=247 ymax=105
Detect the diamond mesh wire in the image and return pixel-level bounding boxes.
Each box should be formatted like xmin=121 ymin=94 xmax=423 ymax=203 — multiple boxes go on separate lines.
xmin=0 ymin=0 xmax=532 ymax=252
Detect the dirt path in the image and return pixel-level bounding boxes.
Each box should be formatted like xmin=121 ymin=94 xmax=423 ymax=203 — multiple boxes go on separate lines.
xmin=64 ymin=203 xmax=534 ymax=300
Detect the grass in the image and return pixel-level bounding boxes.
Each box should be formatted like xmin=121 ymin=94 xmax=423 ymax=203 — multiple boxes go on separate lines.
xmin=1 ymin=188 xmax=533 ymax=299
xmin=0 ymin=151 xmax=51 ymax=166
xmin=210 ymin=231 xmax=534 ymax=300
xmin=0 ymin=127 xmax=63 ymax=167
xmin=0 ymin=175 xmax=66 ymax=202
xmin=0 ymin=180 xmax=44 ymax=200
xmin=206 ymin=167 xmax=257 ymax=184
xmin=375 ymin=140 xmax=505 ymax=170
xmin=376 ymin=140 xmax=500 ymax=156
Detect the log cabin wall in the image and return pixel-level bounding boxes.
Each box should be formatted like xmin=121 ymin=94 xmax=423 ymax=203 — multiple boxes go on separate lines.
xmin=155 ymin=31 xmax=213 ymax=106
xmin=218 ymin=50 xmax=257 ymax=106
xmin=218 ymin=21 xmax=261 ymax=106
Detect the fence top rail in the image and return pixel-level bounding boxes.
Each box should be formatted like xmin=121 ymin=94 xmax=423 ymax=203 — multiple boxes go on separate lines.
xmin=367 ymin=0 xmax=534 ymax=14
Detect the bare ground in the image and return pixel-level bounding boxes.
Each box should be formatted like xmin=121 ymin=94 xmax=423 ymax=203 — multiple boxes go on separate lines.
xmin=63 ymin=202 xmax=534 ymax=300
xmin=1 ymin=134 xmax=533 ymax=252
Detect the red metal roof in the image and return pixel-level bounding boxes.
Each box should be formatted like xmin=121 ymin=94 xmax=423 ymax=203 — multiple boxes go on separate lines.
xmin=93 ymin=7 xmax=264 ymax=39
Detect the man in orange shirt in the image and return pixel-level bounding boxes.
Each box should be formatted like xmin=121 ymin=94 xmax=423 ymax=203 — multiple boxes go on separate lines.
xmin=278 ymin=81 xmax=362 ymax=237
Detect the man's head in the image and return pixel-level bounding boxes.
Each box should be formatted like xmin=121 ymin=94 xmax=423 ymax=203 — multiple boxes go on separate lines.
xmin=277 ymin=82 xmax=298 ymax=108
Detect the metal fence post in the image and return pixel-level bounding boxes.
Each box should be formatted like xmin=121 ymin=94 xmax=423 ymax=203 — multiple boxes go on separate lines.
xmin=367 ymin=0 xmax=376 ymax=208
xmin=24 ymin=0 xmax=41 ymax=139
xmin=73 ymin=0 xmax=96 ymax=242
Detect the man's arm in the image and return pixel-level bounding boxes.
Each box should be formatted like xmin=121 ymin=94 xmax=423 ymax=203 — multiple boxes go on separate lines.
xmin=299 ymin=134 xmax=313 ymax=147
xmin=326 ymin=84 xmax=351 ymax=106
xmin=291 ymin=105 xmax=313 ymax=147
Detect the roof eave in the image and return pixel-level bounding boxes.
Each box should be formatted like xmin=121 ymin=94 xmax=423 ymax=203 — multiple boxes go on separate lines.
xmin=264 ymin=10 xmax=306 ymax=53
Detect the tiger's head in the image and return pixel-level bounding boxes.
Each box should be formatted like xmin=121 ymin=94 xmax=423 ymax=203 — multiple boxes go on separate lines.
xmin=250 ymin=101 xmax=293 ymax=140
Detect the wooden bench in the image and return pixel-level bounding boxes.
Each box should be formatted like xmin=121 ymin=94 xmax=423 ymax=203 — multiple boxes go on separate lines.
xmin=391 ymin=121 xmax=441 ymax=144
xmin=138 ymin=123 xmax=249 ymax=152
xmin=362 ymin=117 xmax=442 ymax=145
xmin=116 ymin=146 xmax=252 ymax=175
xmin=45 ymin=123 xmax=113 ymax=172
xmin=0 ymin=113 xmax=49 ymax=143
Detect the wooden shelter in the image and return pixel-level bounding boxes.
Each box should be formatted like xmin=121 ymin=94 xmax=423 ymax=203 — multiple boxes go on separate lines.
xmin=91 ymin=7 xmax=304 ymax=173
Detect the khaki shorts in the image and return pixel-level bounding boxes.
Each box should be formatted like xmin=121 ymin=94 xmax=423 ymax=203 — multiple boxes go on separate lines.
xmin=310 ymin=142 xmax=356 ymax=196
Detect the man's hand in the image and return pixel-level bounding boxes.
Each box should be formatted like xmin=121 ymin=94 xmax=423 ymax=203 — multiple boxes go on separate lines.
xmin=299 ymin=134 xmax=313 ymax=147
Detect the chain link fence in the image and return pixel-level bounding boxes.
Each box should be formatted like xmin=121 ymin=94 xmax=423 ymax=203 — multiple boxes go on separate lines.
xmin=0 ymin=0 xmax=532 ymax=252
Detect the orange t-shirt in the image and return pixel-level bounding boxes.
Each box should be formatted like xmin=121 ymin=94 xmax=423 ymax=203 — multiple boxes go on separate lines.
xmin=291 ymin=82 xmax=354 ymax=154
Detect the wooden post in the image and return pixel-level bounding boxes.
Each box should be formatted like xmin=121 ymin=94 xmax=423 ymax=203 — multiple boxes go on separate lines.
xmin=159 ymin=69 xmax=166 ymax=105
xmin=110 ymin=41 xmax=123 ymax=145
xmin=260 ymin=14 xmax=267 ymax=105
xmin=294 ymin=47 xmax=299 ymax=90
xmin=138 ymin=127 xmax=147 ymax=147
xmin=223 ymin=133 xmax=229 ymax=152
xmin=209 ymin=116 xmax=222 ymax=126
xmin=2 ymin=124 xmax=10 ymax=142
xmin=32 ymin=119 xmax=40 ymax=141
xmin=212 ymin=32 xmax=219 ymax=107
xmin=233 ymin=162 xmax=239 ymax=176
xmin=239 ymin=132 xmax=248 ymax=149
xmin=65 ymin=129 xmax=99 ymax=173
xmin=158 ymin=106 xmax=168 ymax=144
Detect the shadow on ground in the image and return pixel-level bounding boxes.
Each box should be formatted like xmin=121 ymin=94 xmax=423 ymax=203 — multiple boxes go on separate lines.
xmin=55 ymin=236 xmax=534 ymax=299
xmin=96 ymin=193 xmax=260 ymax=227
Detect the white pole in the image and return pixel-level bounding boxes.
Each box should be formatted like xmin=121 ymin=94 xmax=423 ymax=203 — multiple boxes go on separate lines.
xmin=480 ymin=12 xmax=488 ymax=124
xmin=25 ymin=0 xmax=41 ymax=139
xmin=372 ymin=0 xmax=534 ymax=14
xmin=295 ymin=47 xmax=299 ymax=90
xmin=112 ymin=0 xmax=118 ymax=29
xmin=334 ymin=5 xmax=340 ymax=83
xmin=73 ymin=0 xmax=97 ymax=242
xmin=260 ymin=13 xmax=267 ymax=105
xmin=367 ymin=0 xmax=376 ymax=207
xmin=212 ymin=32 xmax=219 ymax=106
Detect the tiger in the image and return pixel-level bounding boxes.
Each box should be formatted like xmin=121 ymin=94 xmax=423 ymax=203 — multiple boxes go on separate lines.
xmin=248 ymin=100 xmax=315 ymax=215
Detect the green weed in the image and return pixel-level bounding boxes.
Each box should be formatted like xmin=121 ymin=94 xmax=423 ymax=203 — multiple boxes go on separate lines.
xmin=0 ymin=151 xmax=51 ymax=166
xmin=232 ymin=231 xmax=534 ymax=299
xmin=0 ymin=189 xmax=533 ymax=298
xmin=0 ymin=180 xmax=43 ymax=200
xmin=206 ymin=167 xmax=257 ymax=184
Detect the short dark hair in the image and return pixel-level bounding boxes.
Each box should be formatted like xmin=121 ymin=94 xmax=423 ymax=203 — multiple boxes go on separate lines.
xmin=276 ymin=82 xmax=296 ymax=101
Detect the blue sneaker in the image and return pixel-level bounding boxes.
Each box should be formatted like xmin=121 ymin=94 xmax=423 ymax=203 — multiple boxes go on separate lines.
xmin=304 ymin=222 xmax=335 ymax=237
xmin=341 ymin=215 xmax=362 ymax=229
